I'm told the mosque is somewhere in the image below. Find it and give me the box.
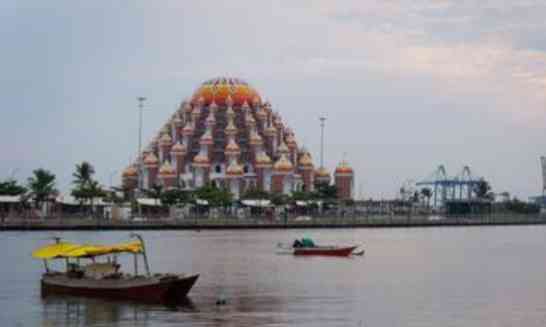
[121,77,354,200]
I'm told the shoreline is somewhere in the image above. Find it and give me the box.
[2,215,545,231]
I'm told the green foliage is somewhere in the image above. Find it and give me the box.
[194,184,233,208]
[271,193,290,206]
[0,179,27,196]
[312,183,337,200]
[160,188,192,207]
[143,184,163,201]
[27,169,57,206]
[240,188,270,200]
[291,190,312,202]
[474,179,492,200]
[506,198,540,214]
[70,162,105,204]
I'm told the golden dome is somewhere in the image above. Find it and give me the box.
[278,141,289,154]
[255,152,272,168]
[182,121,194,136]
[299,152,314,169]
[226,161,244,177]
[265,125,277,137]
[159,161,176,176]
[171,142,187,155]
[122,165,138,178]
[224,120,238,136]
[315,166,330,177]
[286,134,297,148]
[192,153,210,167]
[143,153,159,166]
[273,154,293,173]
[199,130,214,145]
[335,160,354,175]
[249,131,263,146]
[225,139,241,156]
[159,133,172,146]
[191,77,261,107]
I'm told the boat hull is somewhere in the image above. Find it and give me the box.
[293,246,358,257]
[41,273,199,304]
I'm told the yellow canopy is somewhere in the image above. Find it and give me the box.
[32,241,143,259]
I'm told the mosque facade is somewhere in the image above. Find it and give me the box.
[122,77,354,200]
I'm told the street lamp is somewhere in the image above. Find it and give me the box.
[137,97,146,190]
[319,116,326,168]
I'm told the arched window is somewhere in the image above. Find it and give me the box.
[243,165,249,174]
[215,165,222,174]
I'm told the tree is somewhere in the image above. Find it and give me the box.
[194,184,233,208]
[143,184,163,206]
[0,179,27,196]
[71,162,106,215]
[240,188,270,200]
[420,187,432,208]
[312,183,337,200]
[72,161,95,188]
[474,179,492,200]
[27,169,57,216]
[160,188,192,207]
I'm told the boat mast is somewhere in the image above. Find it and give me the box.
[130,233,151,277]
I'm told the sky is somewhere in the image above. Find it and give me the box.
[1,0,545,200]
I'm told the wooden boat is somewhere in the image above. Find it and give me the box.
[33,234,199,304]
[293,245,359,257]
[277,242,360,257]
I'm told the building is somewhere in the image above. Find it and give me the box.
[122,77,353,199]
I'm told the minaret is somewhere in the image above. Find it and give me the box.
[173,114,184,142]
[171,142,187,177]
[159,161,177,189]
[143,152,159,188]
[255,151,272,191]
[285,132,298,165]
[272,153,293,194]
[122,165,139,191]
[334,160,354,200]
[264,115,277,158]
[159,133,172,163]
[298,150,314,192]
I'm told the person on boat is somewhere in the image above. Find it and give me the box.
[293,237,315,248]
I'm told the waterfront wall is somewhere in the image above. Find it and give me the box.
[1,214,545,231]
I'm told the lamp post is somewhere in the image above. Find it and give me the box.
[137,97,146,190]
[319,116,326,168]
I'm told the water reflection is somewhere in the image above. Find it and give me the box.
[41,294,196,327]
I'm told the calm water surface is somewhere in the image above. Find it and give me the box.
[1,226,546,326]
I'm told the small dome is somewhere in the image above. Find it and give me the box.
[249,131,263,146]
[335,160,354,175]
[226,161,244,177]
[144,153,159,166]
[159,161,176,176]
[299,152,314,168]
[225,139,241,156]
[159,133,172,146]
[182,121,194,136]
[224,120,238,136]
[171,142,187,155]
[184,102,192,113]
[315,167,330,177]
[122,165,138,178]
[255,152,272,168]
[265,125,277,137]
[173,115,183,127]
[192,153,210,167]
[286,134,297,148]
[199,130,214,145]
[273,154,293,173]
[278,140,289,155]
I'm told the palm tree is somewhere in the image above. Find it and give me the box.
[72,161,95,187]
[27,169,57,217]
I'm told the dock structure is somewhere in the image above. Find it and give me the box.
[416,165,483,208]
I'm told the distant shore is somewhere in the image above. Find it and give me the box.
[1,214,545,231]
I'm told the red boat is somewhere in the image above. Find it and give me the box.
[33,234,199,304]
[293,245,359,257]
